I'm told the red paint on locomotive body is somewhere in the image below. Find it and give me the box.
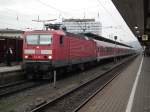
[22,30,97,69]
[22,29,134,78]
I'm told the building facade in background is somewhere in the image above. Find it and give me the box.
[62,19,102,36]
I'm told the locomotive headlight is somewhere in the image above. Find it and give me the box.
[48,56,52,59]
[25,55,28,59]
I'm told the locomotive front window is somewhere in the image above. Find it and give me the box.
[26,35,38,45]
[26,34,52,45]
[39,35,52,45]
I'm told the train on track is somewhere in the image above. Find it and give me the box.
[22,24,135,79]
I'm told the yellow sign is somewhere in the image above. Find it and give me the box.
[142,35,148,41]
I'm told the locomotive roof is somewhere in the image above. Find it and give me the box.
[24,30,132,48]
[24,30,66,35]
[83,33,132,48]
[65,32,132,48]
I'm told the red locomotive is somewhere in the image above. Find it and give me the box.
[22,24,134,79]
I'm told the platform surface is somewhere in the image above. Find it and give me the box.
[131,56,150,112]
[78,55,149,112]
[0,65,21,73]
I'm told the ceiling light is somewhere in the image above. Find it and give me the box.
[134,26,138,29]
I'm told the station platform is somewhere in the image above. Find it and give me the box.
[0,65,21,73]
[78,55,149,112]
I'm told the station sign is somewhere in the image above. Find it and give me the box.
[142,35,148,41]
[114,36,117,40]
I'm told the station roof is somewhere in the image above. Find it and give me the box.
[84,33,132,48]
[0,28,24,33]
[112,0,150,46]
[0,29,24,39]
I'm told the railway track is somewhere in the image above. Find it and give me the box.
[0,80,47,98]
[30,55,137,112]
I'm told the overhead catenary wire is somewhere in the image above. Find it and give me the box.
[1,0,91,31]
[3,4,56,17]
[96,0,134,39]
[1,6,57,21]
[1,0,124,34]
[35,0,86,31]
[0,20,23,29]
[35,0,72,17]
[0,4,60,29]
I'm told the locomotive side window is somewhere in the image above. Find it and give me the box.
[60,35,64,44]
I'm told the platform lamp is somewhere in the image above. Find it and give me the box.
[114,36,117,63]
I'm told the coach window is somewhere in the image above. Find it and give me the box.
[60,35,64,44]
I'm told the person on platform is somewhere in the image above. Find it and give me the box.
[6,47,13,66]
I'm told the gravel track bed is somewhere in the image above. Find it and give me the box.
[0,58,129,112]
[37,58,130,112]
[44,69,120,112]
[0,80,48,98]
[0,81,32,97]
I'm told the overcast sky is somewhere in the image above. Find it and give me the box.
[0,0,141,46]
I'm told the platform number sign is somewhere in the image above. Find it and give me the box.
[114,36,117,40]
[142,35,148,41]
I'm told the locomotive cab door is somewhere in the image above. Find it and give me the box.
[53,35,69,67]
